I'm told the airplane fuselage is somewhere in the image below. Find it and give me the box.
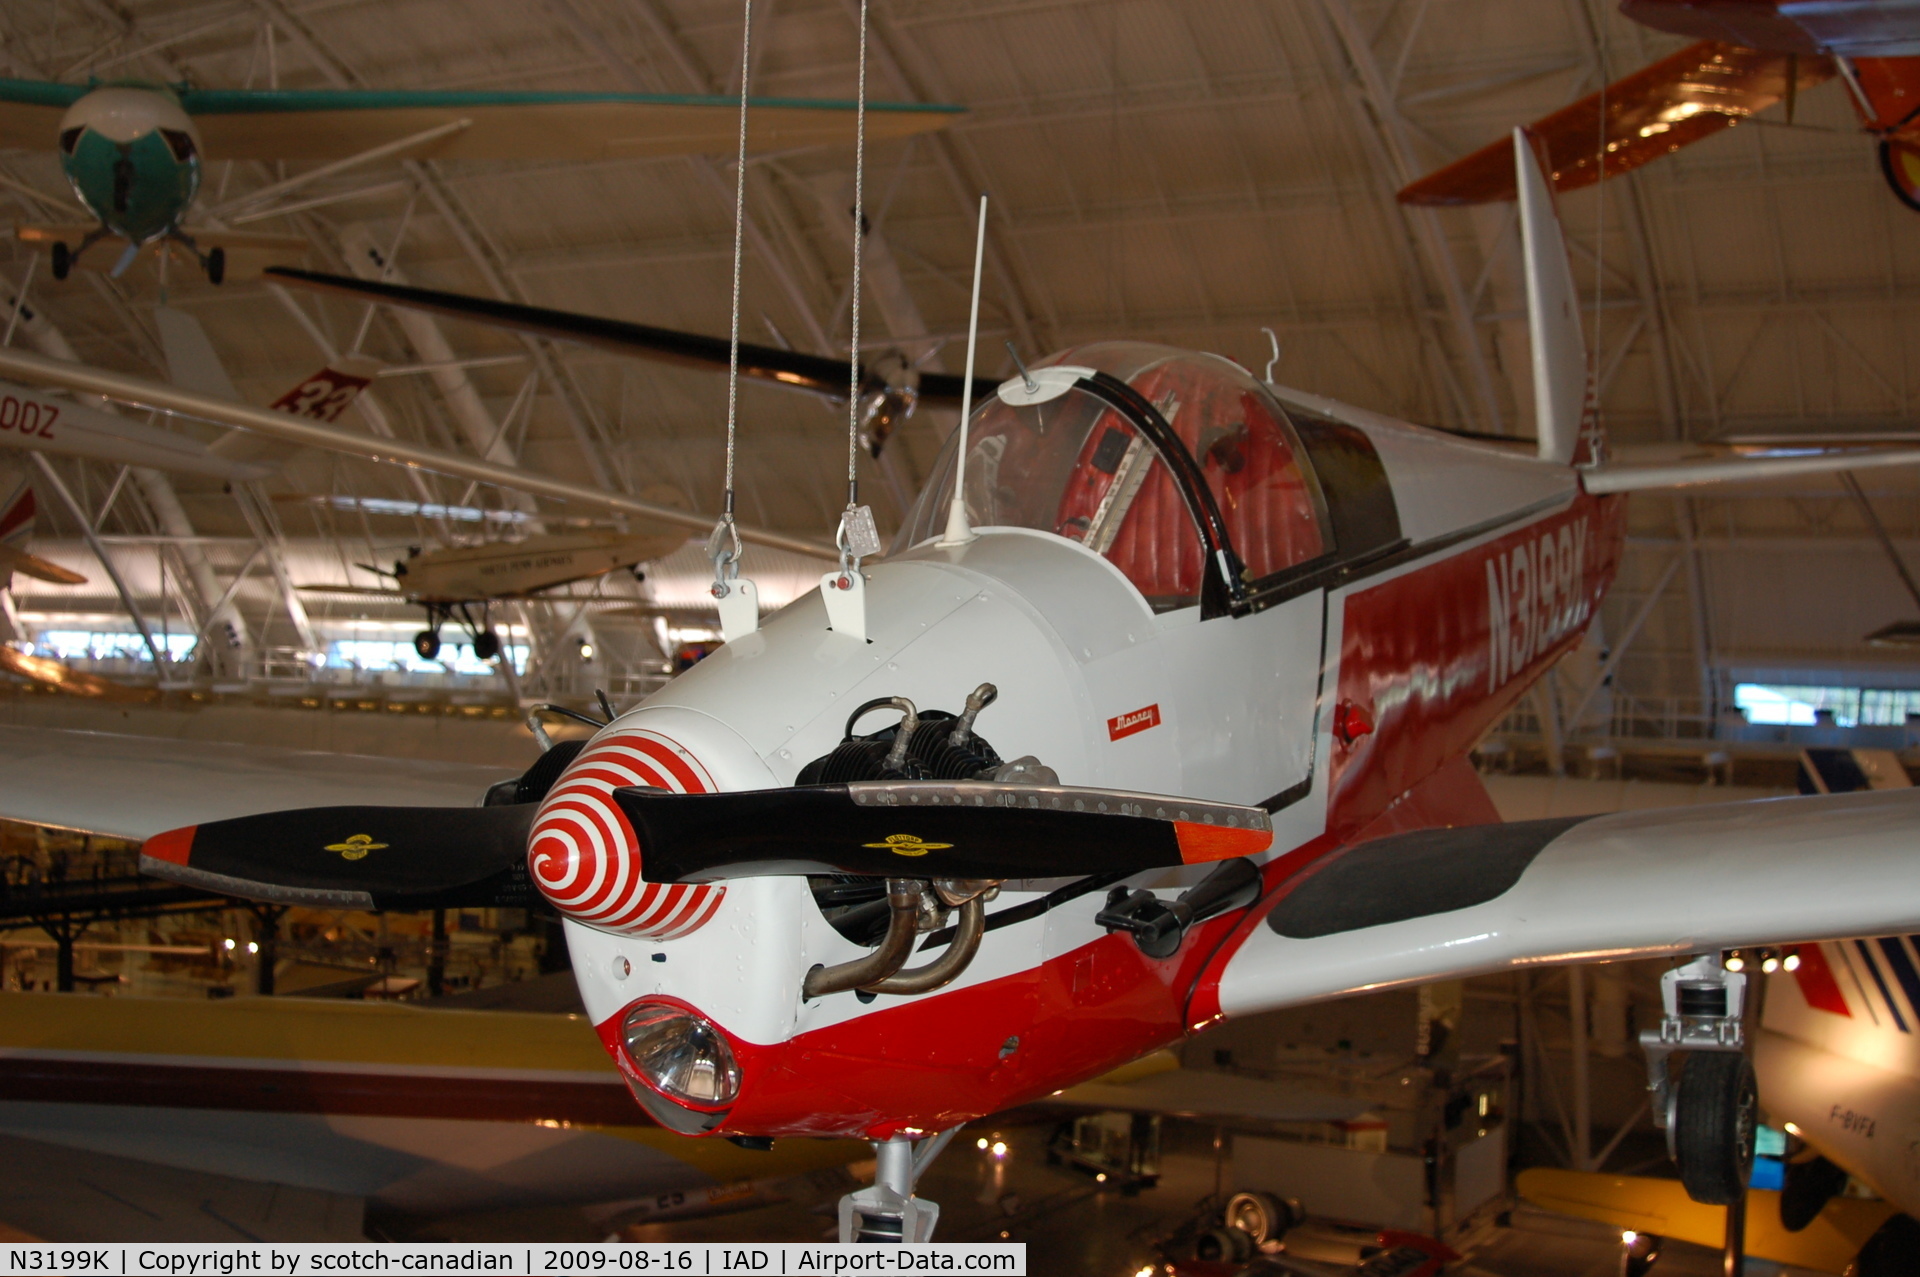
[530,355,1628,1139]
[1759,940,1920,1218]
[56,85,201,246]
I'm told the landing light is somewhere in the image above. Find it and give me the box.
[1784,952,1802,972]
[1096,1173,1107,1183]
[976,1137,989,1150]
[222,938,235,951]
[246,941,258,955]
[1622,1231,1638,1245]
[1724,952,1745,972]
[1762,955,1780,974]
[619,1003,741,1108]
[1785,1122,1802,1136]
[990,1141,1008,1158]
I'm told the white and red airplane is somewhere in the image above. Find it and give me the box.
[5,135,1920,1248]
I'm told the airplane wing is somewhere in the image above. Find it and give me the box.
[0,726,516,842]
[1515,1168,1892,1273]
[0,346,835,559]
[263,267,1000,410]
[0,648,153,703]
[1398,41,1832,206]
[0,378,271,481]
[0,79,959,163]
[1193,789,1920,1024]
[1045,1067,1377,1125]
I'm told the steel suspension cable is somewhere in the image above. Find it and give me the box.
[845,0,869,514]
[710,0,754,584]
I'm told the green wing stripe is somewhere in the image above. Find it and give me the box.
[176,88,963,116]
[0,79,91,108]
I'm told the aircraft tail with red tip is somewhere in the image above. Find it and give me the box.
[0,475,83,588]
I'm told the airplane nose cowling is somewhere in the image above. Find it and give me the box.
[528,723,736,938]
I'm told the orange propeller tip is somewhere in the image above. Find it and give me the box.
[142,825,197,866]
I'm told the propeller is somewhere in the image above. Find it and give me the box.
[263,267,999,413]
[141,804,536,910]
[610,781,1272,881]
[137,779,1272,908]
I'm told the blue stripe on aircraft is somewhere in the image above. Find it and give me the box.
[1879,937,1920,1027]
[1857,939,1910,1033]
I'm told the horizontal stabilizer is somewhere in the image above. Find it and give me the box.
[1399,42,1832,205]
[1582,445,1920,492]
[1200,788,1920,1021]
[141,804,537,910]
[0,543,84,585]
[607,781,1271,882]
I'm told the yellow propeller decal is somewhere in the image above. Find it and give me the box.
[862,833,953,857]
[324,834,388,860]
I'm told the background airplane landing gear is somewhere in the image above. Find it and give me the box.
[413,630,441,660]
[50,241,72,280]
[1673,1051,1757,1206]
[472,628,501,661]
[205,246,225,285]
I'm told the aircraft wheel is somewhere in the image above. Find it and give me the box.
[206,246,226,285]
[1192,1226,1254,1264]
[472,628,501,661]
[1852,1213,1920,1277]
[50,242,71,280]
[1223,1191,1297,1244]
[1780,1154,1850,1232]
[1673,1052,1757,1206]
[413,630,441,660]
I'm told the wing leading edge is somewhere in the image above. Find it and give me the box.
[1194,789,1920,1024]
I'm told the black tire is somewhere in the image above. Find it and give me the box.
[206,246,226,285]
[1781,1154,1851,1232]
[472,628,501,661]
[1193,1227,1253,1264]
[1880,139,1920,214]
[50,242,71,280]
[1223,1191,1292,1244]
[413,630,441,660]
[1673,1052,1757,1206]
[1852,1213,1920,1277]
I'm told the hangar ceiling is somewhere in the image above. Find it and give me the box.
[1,0,1916,721]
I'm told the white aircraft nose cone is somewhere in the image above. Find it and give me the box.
[529,728,726,939]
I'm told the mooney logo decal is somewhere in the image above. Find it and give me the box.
[1108,704,1161,741]
[863,834,953,857]
[1487,516,1590,693]
[324,834,387,860]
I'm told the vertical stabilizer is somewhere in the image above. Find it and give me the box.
[1514,127,1593,466]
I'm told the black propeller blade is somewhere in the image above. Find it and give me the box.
[611,781,1273,882]
[141,804,536,910]
[264,267,998,409]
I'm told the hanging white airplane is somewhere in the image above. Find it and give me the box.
[303,518,692,660]
[5,135,1920,1257]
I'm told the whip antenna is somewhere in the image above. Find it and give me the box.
[938,195,988,548]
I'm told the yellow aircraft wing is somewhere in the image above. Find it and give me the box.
[0,80,962,164]
[1516,1167,1895,1273]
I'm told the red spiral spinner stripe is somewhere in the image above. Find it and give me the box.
[528,730,725,939]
